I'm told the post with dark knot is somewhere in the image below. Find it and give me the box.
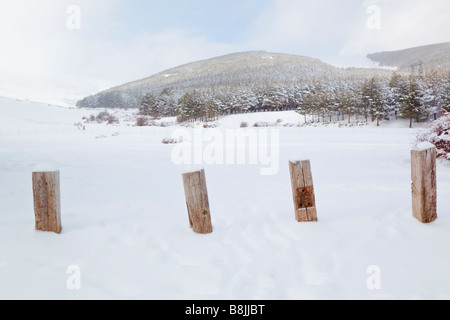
[289,160,318,222]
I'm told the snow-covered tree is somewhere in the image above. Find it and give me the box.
[442,71,450,113]
[387,72,408,119]
[399,75,426,128]
[155,88,177,117]
[365,77,389,126]
[138,93,156,116]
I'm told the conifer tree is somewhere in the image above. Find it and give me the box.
[443,72,450,113]
[138,93,156,116]
[399,75,425,128]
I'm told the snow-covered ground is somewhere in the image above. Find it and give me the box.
[1,97,450,300]
[320,53,396,70]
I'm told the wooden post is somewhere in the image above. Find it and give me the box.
[182,169,213,234]
[411,146,437,223]
[289,160,318,222]
[32,171,62,234]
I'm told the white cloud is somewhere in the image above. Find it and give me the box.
[79,29,237,88]
[0,0,119,74]
[245,0,361,56]
[245,0,449,58]
[339,0,450,54]
[0,0,237,96]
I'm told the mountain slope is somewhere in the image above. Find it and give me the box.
[367,42,450,71]
[110,51,336,91]
[76,51,391,109]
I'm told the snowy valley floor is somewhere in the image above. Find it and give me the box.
[1,97,450,300]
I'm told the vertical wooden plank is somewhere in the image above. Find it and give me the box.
[32,171,62,234]
[411,146,437,223]
[182,169,213,234]
[289,160,318,222]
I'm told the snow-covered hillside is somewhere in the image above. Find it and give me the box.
[77,51,394,109]
[368,42,450,71]
[1,97,450,299]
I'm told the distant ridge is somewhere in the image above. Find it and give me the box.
[367,42,450,71]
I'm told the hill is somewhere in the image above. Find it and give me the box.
[367,42,450,71]
[76,51,392,109]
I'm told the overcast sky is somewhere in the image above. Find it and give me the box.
[0,0,449,93]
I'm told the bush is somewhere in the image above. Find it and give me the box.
[240,122,249,128]
[107,115,119,125]
[416,112,450,160]
[203,122,220,128]
[85,112,119,124]
[176,116,189,124]
[96,111,110,123]
[83,111,120,125]
[162,137,181,144]
[160,122,176,127]
[136,117,150,127]
[253,121,277,128]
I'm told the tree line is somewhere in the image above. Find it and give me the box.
[138,69,450,127]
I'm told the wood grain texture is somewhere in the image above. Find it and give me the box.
[32,171,62,234]
[182,169,213,234]
[289,160,318,222]
[411,147,437,223]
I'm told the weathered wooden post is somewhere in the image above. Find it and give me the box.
[182,169,213,234]
[289,160,318,222]
[411,144,437,223]
[32,170,62,234]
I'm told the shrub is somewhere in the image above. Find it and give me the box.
[96,111,110,123]
[83,111,119,125]
[253,121,277,127]
[203,122,220,128]
[162,137,181,144]
[416,112,450,160]
[240,122,249,128]
[136,117,149,127]
[107,115,119,125]
[176,116,189,124]
[160,122,176,127]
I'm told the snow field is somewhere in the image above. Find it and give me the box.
[1,98,450,299]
